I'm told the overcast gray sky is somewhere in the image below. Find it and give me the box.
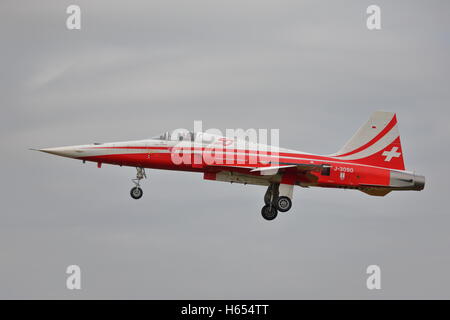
[1,0,449,299]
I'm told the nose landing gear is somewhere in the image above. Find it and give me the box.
[130,186,143,199]
[130,167,146,200]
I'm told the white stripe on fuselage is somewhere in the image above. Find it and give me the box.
[77,145,397,171]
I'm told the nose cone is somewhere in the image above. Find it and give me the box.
[414,174,425,191]
[37,146,84,159]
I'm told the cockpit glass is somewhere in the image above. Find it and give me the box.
[151,132,169,140]
[151,130,195,141]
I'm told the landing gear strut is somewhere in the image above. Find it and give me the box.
[264,183,279,205]
[130,167,146,200]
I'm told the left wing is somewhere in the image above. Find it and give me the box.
[250,163,325,175]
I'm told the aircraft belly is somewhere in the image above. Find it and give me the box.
[204,171,273,186]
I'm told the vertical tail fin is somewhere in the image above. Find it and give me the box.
[330,111,405,170]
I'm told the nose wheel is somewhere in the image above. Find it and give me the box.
[130,186,143,199]
[130,167,146,200]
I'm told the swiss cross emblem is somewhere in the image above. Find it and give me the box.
[382,146,401,162]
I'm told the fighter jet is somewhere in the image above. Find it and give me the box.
[35,111,425,221]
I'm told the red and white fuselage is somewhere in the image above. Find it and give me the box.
[37,111,424,220]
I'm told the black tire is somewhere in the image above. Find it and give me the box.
[130,187,143,199]
[261,205,278,221]
[276,196,292,212]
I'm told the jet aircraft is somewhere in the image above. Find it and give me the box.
[35,111,425,220]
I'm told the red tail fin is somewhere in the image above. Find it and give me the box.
[330,111,405,170]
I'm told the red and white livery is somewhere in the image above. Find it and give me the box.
[36,111,425,221]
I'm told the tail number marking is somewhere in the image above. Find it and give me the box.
[334,167,354,173]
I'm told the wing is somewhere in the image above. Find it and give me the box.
[250,163,325,175]
[203,162,325,186]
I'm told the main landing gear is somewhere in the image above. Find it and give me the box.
[276,196,292,212]
[130,167,146,200]
[261,183,293,221]
[261,204,278,221]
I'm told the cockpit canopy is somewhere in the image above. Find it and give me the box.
[151,130,195,142]
[151,130,231,144]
